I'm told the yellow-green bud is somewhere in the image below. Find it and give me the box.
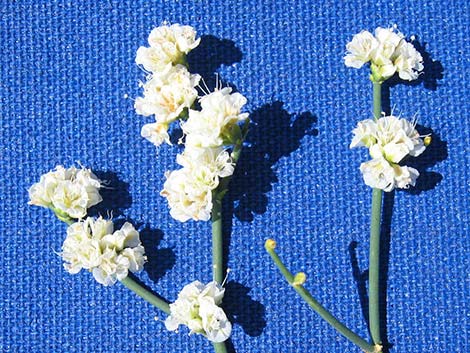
[424,135,432,146]
[292,272,307,286]
[264,239,277,251]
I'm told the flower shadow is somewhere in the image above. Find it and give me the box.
[227,101,318,222]
[187,34,243,91]
[403,125,447,194]
[88,170,132,217]
[112,219,176,284]
[139,226,177,284]
[223,281,266,337]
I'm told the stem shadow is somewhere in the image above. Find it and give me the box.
[348,241,369,329]
[379,190,395,353]
[219,102,317,340]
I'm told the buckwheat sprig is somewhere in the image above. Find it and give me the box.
[345,25,426,348]
[29,166,171,315]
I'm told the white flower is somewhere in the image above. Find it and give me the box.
[182,87,249,148]
[393,164,419,189]
[165,281,231,343]
[350,119,378,148]
[360,158,397,192]
[135,65,200,123]
[160,147,234,222]
[199,297,232,343]
[393,40,424,81]
[141,122,171,147]
[345,26,423,82]
[148,24,200,55]
[351,115,426,191]
[372,115,425,162]
[136,24,200,73]
[360,158,420,191]
[61,217,146,286]
[373,27,403,61]
[28,165,102,219]
[160,168,213,222]
[344,30,378,68]
[177,147,234,179]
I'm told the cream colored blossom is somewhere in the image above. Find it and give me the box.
[165,281,231,343]
[371,115,425,162]
[160,168,213,222]
[360,158,419,191]
[136,24,200,73]
[350,119,378,148]
[360,158,397,192]
[160,147,234,222]
[28,165,102,220]
[351,115,426,191]
[176,147,234,179]
[148,24,200,55]
[135,64,200,123]
[141,122,171,147]
[393,40,424,81]
[61,217,146,286]
[345,26,423,82]
[182,87,249,148]
[344,30,378,68]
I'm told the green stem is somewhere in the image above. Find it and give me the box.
[217,118,250,194]
[211,118,249,283]
[209,119,249,351]
[212,342,228,353]
[373,81,382,120]
[369,188,383,345]
[53,208,75,225]
[211,197,224,284]
[120,276,170,314]
[369,80,383,346]
[265,241,379,353]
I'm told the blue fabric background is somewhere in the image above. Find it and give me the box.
[1,1,469,352]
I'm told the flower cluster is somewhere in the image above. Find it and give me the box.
[161,87,248,222]
[165,281,232,343]
[350,115,426,191]
[28,165,102,220]
[344,26,424,82]
[135,24,201,147]
[61,216,146,286]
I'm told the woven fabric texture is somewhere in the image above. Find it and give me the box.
[1,1,469,352]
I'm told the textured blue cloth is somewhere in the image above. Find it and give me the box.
[1,1,469,352]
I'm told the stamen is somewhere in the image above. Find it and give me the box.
[221,268,231,287]
[198,77,211,95]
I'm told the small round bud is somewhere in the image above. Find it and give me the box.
[264,239,277,251]
[424,135,432,146]
[292,272,307,286]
